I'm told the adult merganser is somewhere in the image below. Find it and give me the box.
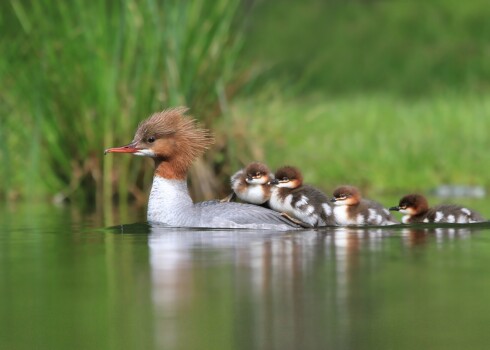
[104,107,301,230]
[330,185,398,226]
[389,193,485,224]
[223,162,273,205]
[268,166,335,227]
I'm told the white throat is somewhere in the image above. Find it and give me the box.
[147,176,194,225]
[333,205,351,225]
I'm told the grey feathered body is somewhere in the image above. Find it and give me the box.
[147,176,300,230]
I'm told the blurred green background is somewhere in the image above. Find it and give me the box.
[1,0,490,220]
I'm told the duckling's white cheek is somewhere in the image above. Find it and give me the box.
[134,149,156,157]
[332,200,346,206]
[399,209,409,215]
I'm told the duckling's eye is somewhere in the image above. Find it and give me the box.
[255,172,261,177]
[281,177,289,182]
[147,136,156,143]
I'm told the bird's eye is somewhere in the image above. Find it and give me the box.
[255,172,261,177]
[282,177,289,181]
[147,136,155,143]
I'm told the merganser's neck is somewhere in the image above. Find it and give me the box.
[147,175,194,225]
[148,159,194,224]
[154,158,189,180]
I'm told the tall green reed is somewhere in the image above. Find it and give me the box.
[1,0,243,220]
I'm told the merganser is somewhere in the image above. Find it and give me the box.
[268,166,335,227]
[389,194,485,224]
[224,162,273,205]
[104,107,301,230]
[330,185,398,226]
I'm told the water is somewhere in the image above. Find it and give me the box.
[2,203,490,350]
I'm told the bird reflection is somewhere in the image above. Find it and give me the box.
[400,226,473,247]
[144,223,484,349]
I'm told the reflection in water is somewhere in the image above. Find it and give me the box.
[147,228,316,349]
[145,224,485,349]
[3,203,490,350]
[400,226,473,247]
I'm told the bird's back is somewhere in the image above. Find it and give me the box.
[193,200,302,230]
[426,204,485,223]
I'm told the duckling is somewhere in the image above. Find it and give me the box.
[269,166,335,227]
[331,185,398,226]
[389,194,484,224]
[222,162,273,205]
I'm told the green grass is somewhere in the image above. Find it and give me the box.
[242,0,490,95]
[0,0,243,211]
[3,0,490,212]
[229,0,490,200]
[231,92,490,198]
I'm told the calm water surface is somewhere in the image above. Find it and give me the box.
[2,202,490,350]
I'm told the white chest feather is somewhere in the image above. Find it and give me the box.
[237,185,268,204]
[269,191,294,213]
[333,206,352,225]
[147,176,193,225]
[402,215,411,224]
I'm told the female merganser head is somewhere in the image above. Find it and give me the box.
[268,166,335,227]
[227,162,273,205]
[389,194,484,224]
[105,107,301,230]
[105,107,213,179]
[330,185,398,226]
